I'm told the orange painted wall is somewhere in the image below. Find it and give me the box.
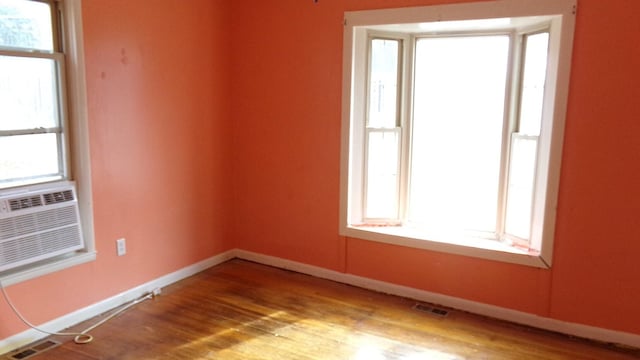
[230,0,640,336]
[2,0,640,346]
[0,0,233,341]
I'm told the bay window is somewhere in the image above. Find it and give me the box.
[340,0,576,267]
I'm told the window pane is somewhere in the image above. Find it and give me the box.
[0,133,61,183]
[368,39,399,128]
[0,55,59,131]
[518,32,549,136]
[409,36,509,234]
[505,136,538,239]
[365,130,399,219]
[0,0,53,51]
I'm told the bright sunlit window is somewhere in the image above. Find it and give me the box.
[0,0,67,188]
[340,0,576,268]
[0,0,96,285]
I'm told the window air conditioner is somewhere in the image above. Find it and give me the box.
[0,183,85,272]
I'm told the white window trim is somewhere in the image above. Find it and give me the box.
[339,0,576,268]
[0,0,96,286]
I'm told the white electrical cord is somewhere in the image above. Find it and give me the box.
[0,280,156,344]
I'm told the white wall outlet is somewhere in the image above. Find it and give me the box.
[116,238,126,256]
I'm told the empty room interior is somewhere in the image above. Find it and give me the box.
[1,0,640,358]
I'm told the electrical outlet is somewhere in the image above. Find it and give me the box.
[116,238,126,256]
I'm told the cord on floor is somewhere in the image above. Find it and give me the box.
[0,280,160,344]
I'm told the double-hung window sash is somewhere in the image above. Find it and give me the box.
[0,0,67,188]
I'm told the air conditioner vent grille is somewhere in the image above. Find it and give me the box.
[9,196,43,211]
[1,226,81,266]
[0,183,85,272]
[43,190,74,205]
[0,206,78,239]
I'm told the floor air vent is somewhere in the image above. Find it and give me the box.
[413,303,450,317]
[7,340,60,360]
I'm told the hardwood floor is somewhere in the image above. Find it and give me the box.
[7,259,639,359]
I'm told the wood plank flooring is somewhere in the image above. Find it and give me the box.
[7,259,639,359]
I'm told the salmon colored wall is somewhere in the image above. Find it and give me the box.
[230,0,640,336]
[0,0,233,341]
[2,0,639,346]
[229,0,346,271]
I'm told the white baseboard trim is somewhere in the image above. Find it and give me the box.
[234,249,640,349]
[0,250,236,356]
[2,248,638,355]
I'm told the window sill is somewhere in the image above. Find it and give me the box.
[343,226,550,268]
[0,251,97,286]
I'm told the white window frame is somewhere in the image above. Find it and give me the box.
[340,0,576,268]
[0,0,96,285]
